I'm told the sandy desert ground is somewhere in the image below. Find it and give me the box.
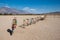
[0,14,60,40]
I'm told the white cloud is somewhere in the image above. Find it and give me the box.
[0,3,10,8]
[22,7,30,10]
[30,9,36,10]
[22,7,40,13]
[4,5,10,8]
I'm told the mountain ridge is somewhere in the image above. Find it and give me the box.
[0,7,60,15]
[0,6,31,14]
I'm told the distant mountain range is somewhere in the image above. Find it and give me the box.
[43,12,60,15]
[0,6,60,15]
[0,7,31,15]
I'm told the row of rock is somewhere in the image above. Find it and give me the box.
[19,15,46,28]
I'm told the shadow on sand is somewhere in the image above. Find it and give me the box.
[7,29,13,36]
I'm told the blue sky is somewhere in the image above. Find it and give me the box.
[0,0,60,13]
